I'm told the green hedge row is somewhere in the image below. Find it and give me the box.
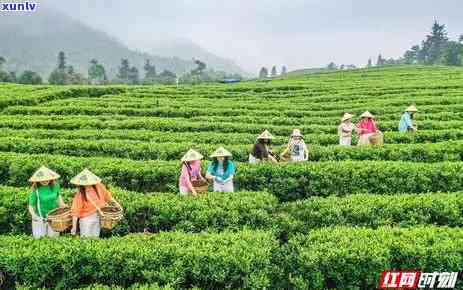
[0,231,277,289]
[238,160,463,201]
[0,85,124,110]
[311,141,463,162]
[0,152,461,200]
[276,226,463,289]
[17,284,176,290]
[5,185,463,238]
[276,192,463,240]
[3,227,463,289]
[0,137,461,163]
[5,103,462,124]
[3,127,463,146]
[0,186,277,235]
[0,113,462,135]
[44,91,463,114]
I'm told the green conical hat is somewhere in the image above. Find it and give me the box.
[181,149,204,162]
[29,166,60,182]
[70,168,101,186]
[210,146,232,158]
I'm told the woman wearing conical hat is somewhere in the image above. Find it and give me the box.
[356,111,379,145]
[281,129,309,162]
[338,113,356,146]
[206,147,236,193]
[28,166,66,239]
[249,130,278,163]
[70,169,120,238]
[399,105,418,132]
[179,149,206,196]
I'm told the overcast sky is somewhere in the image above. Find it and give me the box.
[44,0,463,74]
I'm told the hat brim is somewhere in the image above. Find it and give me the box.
[29,176,59,183]
[211,153,232,158]
[70,179,101,186]
[181,157,202,162]
[342,114,354,122]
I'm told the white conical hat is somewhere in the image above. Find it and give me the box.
[70,169,102,186]
[341,113,355,122]
[291,129,303,137]
[210,146,233,158]
[181,149,204,162]
[29,166,60,182]
[405,105,418,112]
[257,130,274,140]
[360,111,374,118]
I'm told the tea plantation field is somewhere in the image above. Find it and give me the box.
[1,66,463,289]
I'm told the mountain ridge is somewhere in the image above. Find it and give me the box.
[0,8,245,79]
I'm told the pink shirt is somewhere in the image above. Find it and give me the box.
[357,119,377,135]
[179,160,201,188]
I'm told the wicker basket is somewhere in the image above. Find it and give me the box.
[47,207,72,232]
[192,180,209,193]
[280,151,291,162]
[100,204,123,230]
[369,132,384,145]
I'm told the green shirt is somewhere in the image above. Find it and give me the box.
[28,183,61,218]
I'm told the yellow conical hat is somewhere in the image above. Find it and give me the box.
[360,111,374,118]
[70,169,101,186]
[181,149,204,162]
[405,105,418,112]
[257,130,274,140]
[28,166,60,182]
[341,113,355,122]
[210,146,233,158]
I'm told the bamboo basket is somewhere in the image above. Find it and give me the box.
[369,132,384,145]
[280,151,291,162]
[100,203,123,230]
[192,180,209,193]
[47,207,72,232]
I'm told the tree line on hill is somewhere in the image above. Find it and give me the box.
[258,65,288,78]
[0,52,243,85]
[326,21,463,72]
[369,21,463,68]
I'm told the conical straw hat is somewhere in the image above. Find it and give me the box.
[48,168,61,179]
[291,129,303,137]
[360,111,374,118]
[28,166,60,182]
[70,168,101,186]
[257,130,274,140]
[405,105,418,112]
[181,149,204,162]
[210,146,233,158]
[341,113,355,122]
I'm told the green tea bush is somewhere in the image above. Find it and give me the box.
[0,231,277,289]
[0,186,277,235]
[276,226,463,289]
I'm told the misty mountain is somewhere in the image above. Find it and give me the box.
[134,38,246,76]
[0,8,243,79]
